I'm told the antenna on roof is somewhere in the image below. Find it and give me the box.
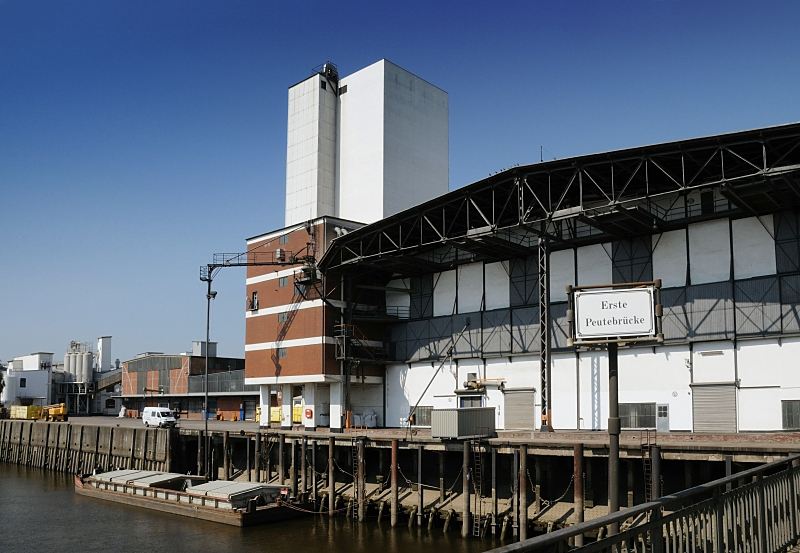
[540,145,543,163]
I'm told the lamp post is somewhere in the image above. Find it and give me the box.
[204,278,217,479]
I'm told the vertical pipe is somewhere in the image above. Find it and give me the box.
[650,445,661,499]
[519,445,528,541]
[204,278,211,479]
[291,438,298,498]
[462,441,471,538]
[328,437,336,517]
[254,431,261,482]
[390,439,398,527]
[223,431,230,480]
[491,447,498,535]
[574,444,585,547]
[278,434,285,485]
[357,439,366,522]
[417,445,424,526]
[607,341,620,536]
[439,450,446,504]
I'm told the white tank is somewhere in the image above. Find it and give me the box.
[70,353,79,379]
[63,353,71,376]
[82,352,93,383]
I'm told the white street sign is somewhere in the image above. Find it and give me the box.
[574,287,656,340]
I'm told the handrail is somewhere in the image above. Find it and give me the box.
[486,453,800,553]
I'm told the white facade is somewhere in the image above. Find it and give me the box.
[0,368,52,406]
[284,59,449,226]
[8,352,54,371]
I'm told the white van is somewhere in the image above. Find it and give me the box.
[142,406,177,428]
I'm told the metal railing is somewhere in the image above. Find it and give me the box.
[487,454,800,553]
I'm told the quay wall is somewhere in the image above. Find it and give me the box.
[0,420,171,473]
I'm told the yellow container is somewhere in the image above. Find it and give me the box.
[10,405,42,420]
[292,405,302,424]
[269,406,281,423]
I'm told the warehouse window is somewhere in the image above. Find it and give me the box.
[278,276,288,287]
[459,395,483,408]
[782,400,800,430]
[19,378,26,388]
[339,85,347,95]
[620,402,656,428]
[320,81,326,90]
[277,348,288,359]
[412,406,432,426]
[250,291,259,310]
[279,234,289,245]
[278,312,289,323]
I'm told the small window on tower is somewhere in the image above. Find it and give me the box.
[278,312,289,323]
[250,291,259,311]
[278,276,288,287]
[320,81,326,90]
[339,85,347,95]
[19,378,27,388]
[277,348,288,359]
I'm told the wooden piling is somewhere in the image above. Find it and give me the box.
[223,431,230,480]
[254,432,261,482]
[574,444,585,547]
[301,436,307,495]
[390,439,398,527]
[627,459,635,507]
[278,434,285,485]
[491,446,498,535]
[328,437,335,517]
[357,439,366,522]
[438,450,445,504]
[291,438,299,498]
[461,441,470,538]
[519,444,528,541]
[311,440,317,500]
[417,445,424,526]
[195,430,202,476]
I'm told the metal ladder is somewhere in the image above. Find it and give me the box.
[641,430,656,502]
[472,440,483,537]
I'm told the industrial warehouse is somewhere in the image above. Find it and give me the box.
[242,61,800,436]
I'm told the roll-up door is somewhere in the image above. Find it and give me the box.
[692,384,737,433]
[504,389,536,430]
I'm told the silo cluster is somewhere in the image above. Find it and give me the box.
[62,342,94,383]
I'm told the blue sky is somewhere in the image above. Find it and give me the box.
[1,0,799,363]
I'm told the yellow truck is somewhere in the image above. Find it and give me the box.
[39,403,69,422]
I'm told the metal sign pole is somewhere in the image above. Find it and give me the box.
[607,340,620,536]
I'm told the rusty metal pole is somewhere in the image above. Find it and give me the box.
[574,444,585,546]
[328,437,335,517]
[462,441,470,538]
[391,439,399,527]
[519,445,528,541]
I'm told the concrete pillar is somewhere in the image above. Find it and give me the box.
[574,444,584,547]
[281,384,293,429]
[390,439,399,527]
[462,441,471,538]
[328,437,336,517]
[259,385,270,427]
[519,445,527,541]
[330,382,343,431]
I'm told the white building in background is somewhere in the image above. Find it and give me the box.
[284,59,449,226]
[1,353,54,406]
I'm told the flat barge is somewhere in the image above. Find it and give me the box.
[74,469,306,527]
